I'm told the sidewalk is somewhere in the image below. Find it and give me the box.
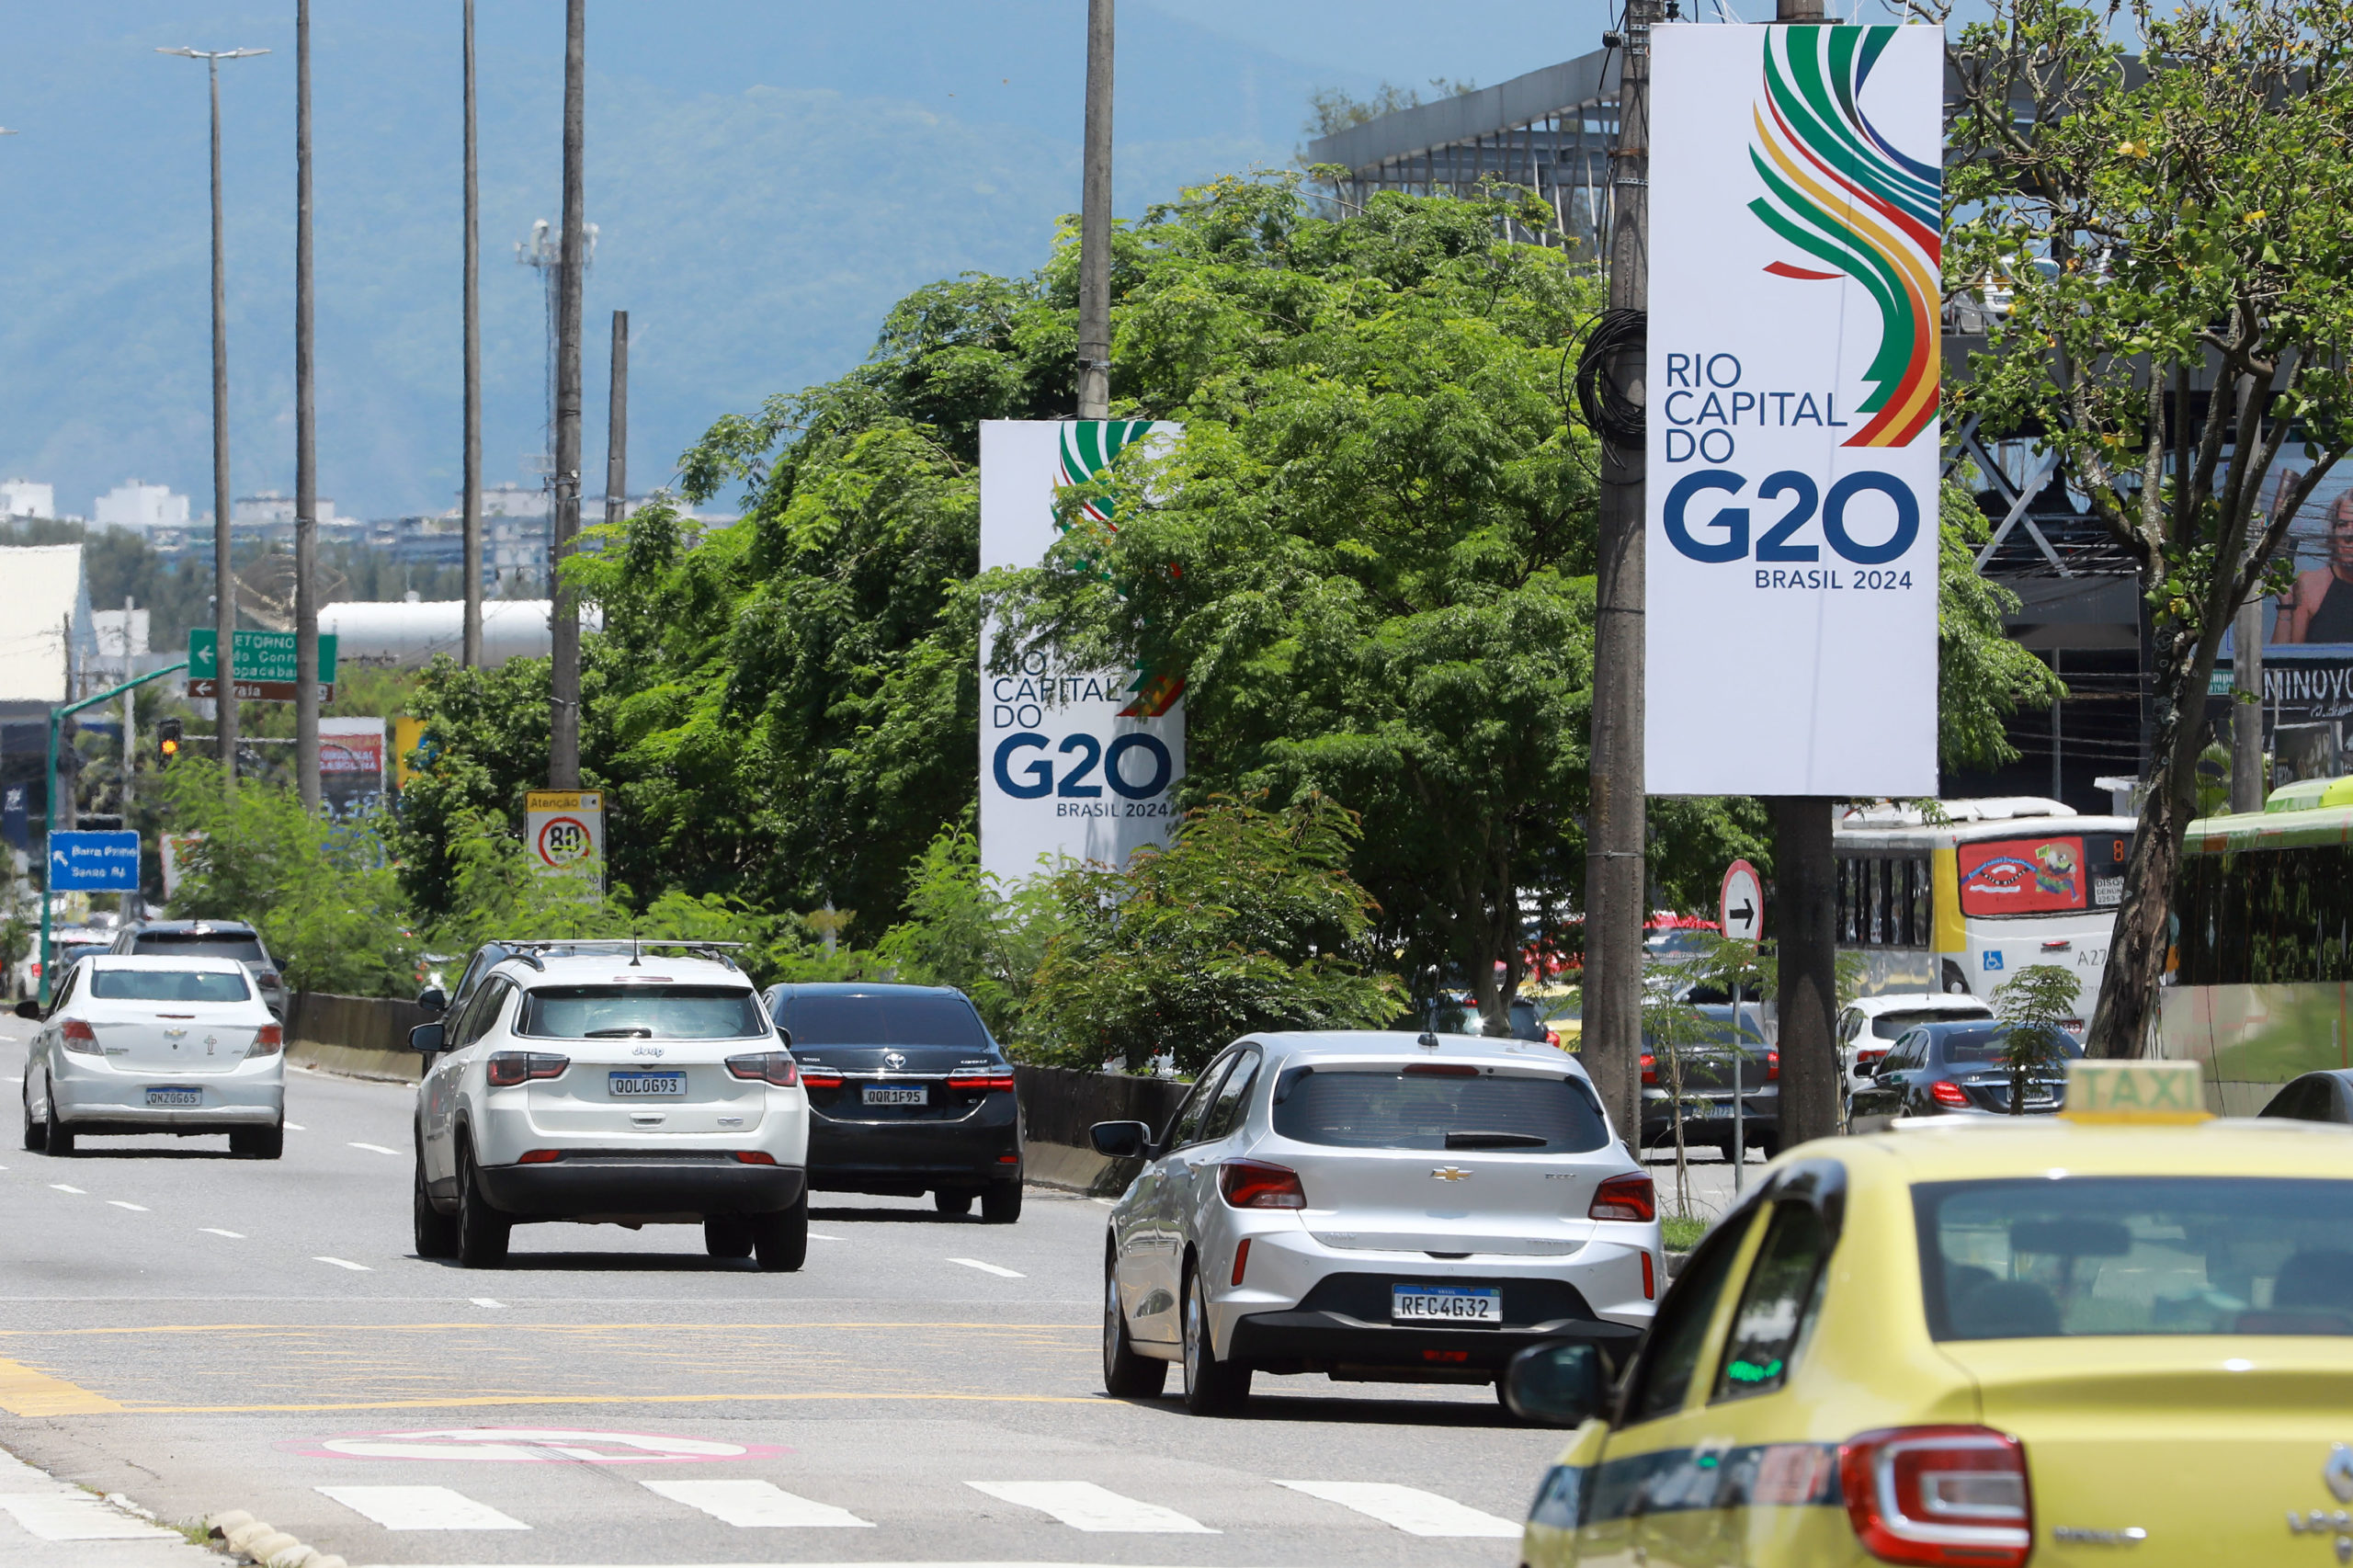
[0,1448,227,1568]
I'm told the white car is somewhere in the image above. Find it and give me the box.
[1092,1030,1660,1415]
[1836,992,1995,1096]
[17,955,285,1157]
[410,946,811,1270]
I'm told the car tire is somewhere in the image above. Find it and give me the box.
[21,1084,44,1153]
[455,1143,510,1268]
[1103,1262,1167,1398]
[1181,1263,1250,1415]
[752,1194,809,1272]
[231,1123,284,1160]
[414,1153,460,1260]
[980,1181,1023,1224]
[705,1216,755,1259]
[45,1085,74,1158]
[934,1188,974,1217]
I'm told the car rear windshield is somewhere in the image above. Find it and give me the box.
[1872,1008,1988,1039]
[88,969,251,1003]
[777,994,989,1048]
[517,985,769,1040]
[1271,1069,1611,1153]
[1918,1176,2353,1339]
[132,932,266,963]
[1937,1025,2085,1064]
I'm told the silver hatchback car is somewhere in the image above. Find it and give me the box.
[1092,1030,1661,1415]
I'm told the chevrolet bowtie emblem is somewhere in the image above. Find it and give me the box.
[2326,1443,2353,1504]
[1431,1166,1471,1181]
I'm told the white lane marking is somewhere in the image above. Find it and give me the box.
[966,1481,1215,1533]
[200,1228,244,1238]
[49,1185,84,1195]
[949,1257,1025,1278]
[314,1256,372,1271]
[285,1122,307,1131]
[314,1484,529,1531]
[470,1298,506,1310]
[107,1200,148,1211]
[642,1479,873,1528]
[0,1494,179,1541]
[349,1142,402,1155]
[809,1233,847,1242]
[1273,1480,1521,1538]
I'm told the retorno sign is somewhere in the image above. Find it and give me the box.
[1647,24,1941,796]
[979,420,1185,886]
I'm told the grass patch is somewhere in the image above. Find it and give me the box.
[1661,1214,1708,1251]
[172,1521,212,1549]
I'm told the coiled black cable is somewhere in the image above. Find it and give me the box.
[1574,308,1648,449]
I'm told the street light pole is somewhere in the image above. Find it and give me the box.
[549,0,585,788]
[157,46,268,787]
[462,0,483,668]
[294,0,321,812]
[1075,0,1113,419]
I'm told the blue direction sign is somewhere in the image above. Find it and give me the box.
[49,831,141,891]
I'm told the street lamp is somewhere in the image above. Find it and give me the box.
[156,46,268,783]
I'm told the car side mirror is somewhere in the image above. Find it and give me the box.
[774,1025,792,1050]
[1089,1120,1152,1160]
[1504,1340,1611,1427]
[415,986,448,1018]
[409,1022,446,1054]
[12,999,39,1020]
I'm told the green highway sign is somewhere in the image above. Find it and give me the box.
[188,630,339,702]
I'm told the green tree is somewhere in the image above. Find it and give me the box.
[1992,962,2079,1115]
[1941,0,2353,1055]
[872,813,1063,1041]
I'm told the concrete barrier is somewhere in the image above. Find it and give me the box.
[283,992,427,1084]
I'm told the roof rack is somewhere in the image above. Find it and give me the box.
[486,937,747,972]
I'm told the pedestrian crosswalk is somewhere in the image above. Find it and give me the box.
[307,1475,1523,1540]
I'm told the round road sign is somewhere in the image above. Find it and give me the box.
[1720,859,1763,944]
[536,815,593,867]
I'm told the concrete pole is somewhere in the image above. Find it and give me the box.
[605,312,628,528]
[549,0,585,788]
[2232,597,2264,812]
[200,55,250,781]
[462,0,483,668]
[1580,0,1655,1147]
[1075,0,1113,419]
[294,0,321,812]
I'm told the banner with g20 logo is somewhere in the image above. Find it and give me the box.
[1646,24,1940,796]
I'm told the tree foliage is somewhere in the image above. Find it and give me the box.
[1992,962,2081,1114]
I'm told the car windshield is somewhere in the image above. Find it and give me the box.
[777,994,988,1048]
[133,932,266,963]
[517,985,768,1040]
[1919,1177,2353,1338]
[1873,1008,1987,1039]
[88,968,251,1003]
[1938,1024,2084,1064]
[1271,1068,1611,1153]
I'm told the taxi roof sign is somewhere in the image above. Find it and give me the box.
[2063,1060,2211,1124]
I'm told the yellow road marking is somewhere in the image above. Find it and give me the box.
[119,1390,1101,1415]
[0,1357,125,1416]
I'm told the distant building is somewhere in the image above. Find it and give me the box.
[233,491,337,525]
[0,479,54,519]
[94,480,190,531]
[482,482,549,520]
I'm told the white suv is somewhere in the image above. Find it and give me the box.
[410,945,810,1269]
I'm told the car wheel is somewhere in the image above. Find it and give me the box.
[705,1215,755,1258]
[1180,1263,1250,1415]
[45,1084,74,1157]
[231,1123,284,1160]
[455,1143,510,1268]
[934,1188,974,1217]
[1103,1261,1167,1398]
[21,1082,44,1153]
[980,1181,1023,1224]
[752,1193,809,1272]
[414,1153,460,1260]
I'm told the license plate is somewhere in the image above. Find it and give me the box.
[863,1085,927,1107]
[1392,1285,1502,1325]
[608,1072,685,1096]
[145,1087,202,1108]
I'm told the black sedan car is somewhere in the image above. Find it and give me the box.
[2260,1070,2353,1123]
[760,983,1024,1222]
[1847,1019,2083,1131]
[1640,1004,1779,1159]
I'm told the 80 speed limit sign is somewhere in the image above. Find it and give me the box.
[526,790,605,884]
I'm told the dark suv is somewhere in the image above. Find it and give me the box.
[760,983,1023,1222]
[111,920,287,1017]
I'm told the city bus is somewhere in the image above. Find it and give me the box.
[2165,775,2353,1113]
[1833,798,2140,1025]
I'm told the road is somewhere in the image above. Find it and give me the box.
[0,1017,1570,1568]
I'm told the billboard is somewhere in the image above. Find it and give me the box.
[978,420,1185,887]
[318,717,386,822]
[1646,24,1943,796]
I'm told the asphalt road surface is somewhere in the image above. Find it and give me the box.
[0,1015,1574,1568]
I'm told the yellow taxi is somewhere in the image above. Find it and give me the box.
[1506,1061,2353,1566]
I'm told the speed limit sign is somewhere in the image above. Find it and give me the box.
[525,790,605,884]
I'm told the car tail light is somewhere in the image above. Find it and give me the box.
[734,1150,777,1165]
[1545,1028,1562,1047]
[1640,1051,1658,1086]
[949,1069,1017,1092]
[1767,1050,1780,1081]
[1838,1426,2031,1567]
[1403,1062,1480,1077]
[800,1068,845,1089]
[1219,1159,1307,1210]
[1858,1049,1888,1071]
[1590,1173,1656,1222]
[1929,1079,1970,1108]
[1642,1250,1657,1300]
[486,1051,569,1086]
[1232,1237,1252,1286]
[725,1051,800,1086]
[59,1018,98,1054]
[517,1149,563,1165]
[248,1023,284,1058]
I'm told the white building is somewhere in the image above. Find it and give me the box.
[0,545,98,718]
[232,491,337,525]
[94,481,190,531]
[0,479,54,519]
[483,482,550,520]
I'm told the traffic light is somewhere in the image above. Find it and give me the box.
[157,717,183,768]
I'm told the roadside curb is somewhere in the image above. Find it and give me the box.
[207,1509,347,1568]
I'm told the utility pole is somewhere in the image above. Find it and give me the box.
[462,0,483,668]
[605,312,628,528]
[294,0,321,812]
[1075,0,1113,419]
[1580,0,1654,1145]
[549,0,585,789]
[158,45,267,783]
